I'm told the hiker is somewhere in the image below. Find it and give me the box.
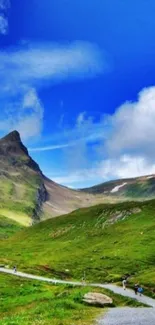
[122,278,127,290]
[134,283,139,295]
[13,266,17,273]
[138,286,143,296]
[82,277,85,284]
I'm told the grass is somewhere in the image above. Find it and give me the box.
[0,215,24,239]
[0,273,144,325]
[0,210,31,227]
[1,199,155,295]
[0,172,43,225]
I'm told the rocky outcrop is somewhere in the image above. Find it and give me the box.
[83,292,113,307]
[32,182,48,224]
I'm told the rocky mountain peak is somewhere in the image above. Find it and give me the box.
[1,130,21,143]
[0,130,28,156]
[0,131,41,172]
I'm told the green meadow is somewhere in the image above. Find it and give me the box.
[1,200,155,295]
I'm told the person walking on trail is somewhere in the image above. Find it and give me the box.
[138,286,143,296]
[134,283,139,295]
[122,278,127,290]
[13,266,17,273]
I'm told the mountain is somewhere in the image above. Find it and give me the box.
[1,130,155,227]
[0,131,102,226]
[82,175,155,198]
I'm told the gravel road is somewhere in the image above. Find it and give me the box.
[98,307,155,325]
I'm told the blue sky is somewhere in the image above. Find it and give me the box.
[1,0,155,188]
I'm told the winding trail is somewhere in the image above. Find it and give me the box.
[0,267,155,308]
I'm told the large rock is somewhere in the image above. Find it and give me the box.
[83,292,113,307]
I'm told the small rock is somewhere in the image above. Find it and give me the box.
[83,292,113,307]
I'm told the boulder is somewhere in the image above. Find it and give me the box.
[83,292,113,307]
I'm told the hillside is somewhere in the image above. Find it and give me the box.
[0,130,46,226]
[1,199,155,292]
[0,215,24,239]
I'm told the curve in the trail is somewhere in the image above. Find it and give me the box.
[102,284,155,308]
[0,267,155,308]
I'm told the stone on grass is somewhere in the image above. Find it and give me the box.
[83,292,113,307]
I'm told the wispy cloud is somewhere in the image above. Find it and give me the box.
[0,0,10,35]
[0,41,106,140]
[0,15,8,34]
[50,169,98,187]
[29,143,70,152]
[0,41,106,93]
[0,88,44,140]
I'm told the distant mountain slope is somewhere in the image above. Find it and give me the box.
[82,175,155,198]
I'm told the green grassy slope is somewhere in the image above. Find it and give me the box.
[0,215,24,240]
[0,274,142,325]
[1,200,155,293]
[0,173,43,226]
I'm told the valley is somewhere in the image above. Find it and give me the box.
[1,131,155,227]
[1,131,155,325]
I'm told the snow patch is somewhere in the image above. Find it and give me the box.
[147,176,154,179]
[111,183,127,193]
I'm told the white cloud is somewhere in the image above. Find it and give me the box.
[55,85,155,186]
[51,154,155,187]
[48,86,155,186]
[105,86,155,158]
[98,155,155,180]
[34,85,155,186]
[59,86,155,162]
